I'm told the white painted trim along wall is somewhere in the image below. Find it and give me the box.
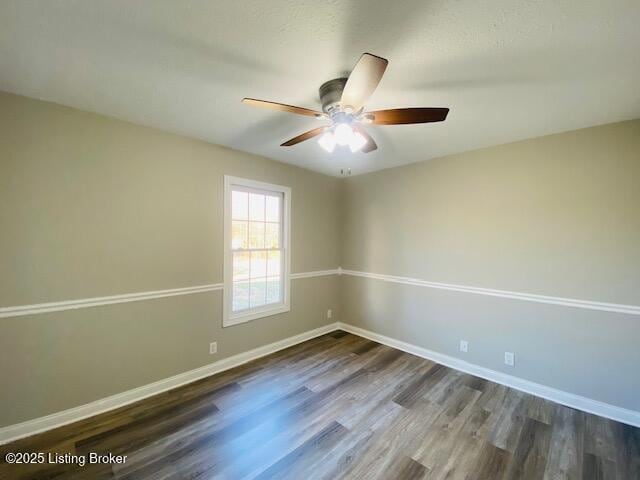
[0,323,340,445]
[0,269,341,319]
[340,269,640,316]
[336,322,640,428]
[3,320,638,445]
[4,268,638,319]
[3,268,638,443]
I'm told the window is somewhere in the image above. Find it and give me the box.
[223,176,290,327]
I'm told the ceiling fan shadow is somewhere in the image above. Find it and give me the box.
[339,0,435,64]
[66,8,286,87]
[406,76,538,92]
[227,112,321,150]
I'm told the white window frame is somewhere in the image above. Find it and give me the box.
[223,175,291,327]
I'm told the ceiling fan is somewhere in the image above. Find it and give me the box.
[241,53,449,154]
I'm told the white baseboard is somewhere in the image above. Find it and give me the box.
[0,322,340,445]
[3,320,637,445]
[337,322,640,428]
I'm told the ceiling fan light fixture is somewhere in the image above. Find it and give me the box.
[318,131,336,153]
[349,131,367,152]
[242,52,449,158]
[334,123,353,146]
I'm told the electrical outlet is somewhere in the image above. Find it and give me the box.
[209,342,217,355]
[504,352,515,367]
[459,340,469,353]
[327,309,332,319]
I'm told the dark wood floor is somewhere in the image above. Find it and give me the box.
[2,331,638,479]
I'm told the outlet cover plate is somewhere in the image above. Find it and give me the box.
[504,351,515,366]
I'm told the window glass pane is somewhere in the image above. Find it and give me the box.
[266,277,281,304]
[265,195,280,222]
[249,193,265,221]
[227,182,287,322]
[250,251,267,278]
[233,252,250,281]
[248,222,265,249]
[232,191,248,220]
[231,221,248,249]
[250,279,266,307]
[232,281,250,311]
[265,222,280,249]
[267,250,281,277]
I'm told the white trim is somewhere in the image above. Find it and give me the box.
[0,270,339,319]
[291,269,340,280]
[0,322,340,445]
[223,304,291,327]
[337,322,640,428]
[3,268,637,319]
[3,320,638,444]
[0,284,223,319]
[223,175,292,327]
[341,269,640,316]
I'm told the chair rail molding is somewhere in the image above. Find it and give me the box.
[340,269,640,316]
[4,268,638,318]
[0,269,341,319]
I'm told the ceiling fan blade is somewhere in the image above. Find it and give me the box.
[368,108,449,125]
[352,125,378,153]
[281,126,327,146]
[340,53,388,112]
[242,98,324,118]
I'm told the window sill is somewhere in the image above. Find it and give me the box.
[223,304,291,328]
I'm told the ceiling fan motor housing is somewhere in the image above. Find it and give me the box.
[319,78,347,113]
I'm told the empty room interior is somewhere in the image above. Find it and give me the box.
[1,1,639,479]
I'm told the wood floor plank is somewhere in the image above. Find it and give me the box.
[351,339,382,356]
[504,417,552,480]
[487,388,528,453]
[392,363,446,408]
[338,399,445,479]
[329,330,350,339]
[526,396,556,425]
[618,422,640,480]
[252,421,349,480]
[214,359,389,479]
[423,369,462,405]
[411,386,483,473]
[75,383,232,455]
[211,367,390,479]
[584,415,619,464]
[383,455,429,480]
[582,453,616,480]
[2,330,638,480]
[432,406,492,479]
[311,400,405,480]
[114,386,317,478]
[470,442,511,480]
[462,374,489,393]
[543,406,584,480]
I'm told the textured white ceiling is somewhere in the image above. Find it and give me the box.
[1,1,639,176]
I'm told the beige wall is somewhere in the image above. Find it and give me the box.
[341,120,640,411]
[2,89,638,429]
[0,92,341,427]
